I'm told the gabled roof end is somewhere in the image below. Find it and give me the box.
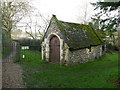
[52,14,56,17]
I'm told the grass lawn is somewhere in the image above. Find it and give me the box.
[20,50,118,88]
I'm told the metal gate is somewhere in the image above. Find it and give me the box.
[2,42,21,63]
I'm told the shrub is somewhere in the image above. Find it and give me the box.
[106,43,119,51]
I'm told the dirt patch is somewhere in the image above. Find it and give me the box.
[2,63,25,88]
[0,63,2,89]
[107,78,119,88]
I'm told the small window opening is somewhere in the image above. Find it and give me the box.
[102,45,105,51]
[88,47,91,52]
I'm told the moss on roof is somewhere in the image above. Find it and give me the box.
[95,30,106,38]
[53,15,103,49]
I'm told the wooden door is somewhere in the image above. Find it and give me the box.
[50,36,60,63]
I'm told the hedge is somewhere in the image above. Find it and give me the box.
[13,38,41,51]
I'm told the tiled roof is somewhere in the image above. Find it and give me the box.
[53,15,103,49]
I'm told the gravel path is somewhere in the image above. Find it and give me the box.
[0,62,2,89]
[2,43,25,88]
[2,63,25,88]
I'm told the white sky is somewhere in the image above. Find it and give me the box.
[29,0,99,23]
[17,0,101,33]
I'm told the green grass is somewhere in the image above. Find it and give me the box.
[21,50,118,88]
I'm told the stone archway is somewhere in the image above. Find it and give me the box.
[44,33,63,64]
[49,35,60,63]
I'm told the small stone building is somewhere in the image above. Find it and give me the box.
[41,15,105,66]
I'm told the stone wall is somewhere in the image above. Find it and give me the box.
[61,42,69,65]
[67,45,103,66]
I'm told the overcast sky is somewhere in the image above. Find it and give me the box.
[29,0,99,23]
[18,0,101,33]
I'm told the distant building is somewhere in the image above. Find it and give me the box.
[41,15,105,66]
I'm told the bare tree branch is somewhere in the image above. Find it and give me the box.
[26,31,35,39]
[2,1,32,41]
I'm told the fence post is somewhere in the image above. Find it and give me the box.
[18,43,21,63]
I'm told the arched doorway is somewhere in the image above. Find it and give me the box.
[49,35,60,63]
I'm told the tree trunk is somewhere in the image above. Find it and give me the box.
[7,30,11,42]
[113,35,115,46]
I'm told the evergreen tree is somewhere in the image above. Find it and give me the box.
[91,1,120,45]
